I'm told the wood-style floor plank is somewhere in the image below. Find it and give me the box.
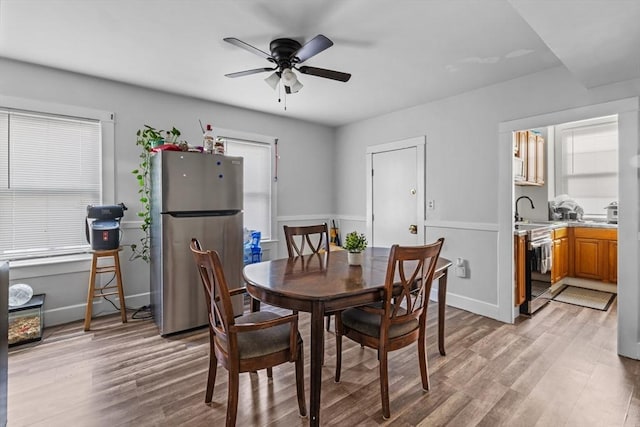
[7,299,640,426]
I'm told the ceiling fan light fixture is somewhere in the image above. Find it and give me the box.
[281,68,298,86]
[264,72,280,90]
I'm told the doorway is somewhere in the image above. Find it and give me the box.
[499,97,639,359]
[366,136,425,247]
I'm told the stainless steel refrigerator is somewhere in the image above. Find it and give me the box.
[150,151,243,335]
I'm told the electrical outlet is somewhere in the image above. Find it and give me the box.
[455,258,467,278]
[427,200,435,210]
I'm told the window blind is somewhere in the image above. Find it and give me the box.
[224,138,272,240]
[558,120,618,215]
[0,110,102,259]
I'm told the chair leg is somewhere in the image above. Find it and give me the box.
[226,368,239,427]
[295,342,307,417]
[418,329,430,391]
[325,315,331,332]
[379,350,391,420]
[267,367,273,378]
[334,315,342,383]
[205,349,217,403]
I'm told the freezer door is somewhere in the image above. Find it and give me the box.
[151,212,243,335]
[152,151,243,213]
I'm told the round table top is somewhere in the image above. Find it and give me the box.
[243,248,451,301]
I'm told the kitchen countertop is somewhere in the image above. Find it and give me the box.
[514,220,618,236]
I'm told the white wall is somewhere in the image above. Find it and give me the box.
[335,66,640,358]
[0,58,335,325]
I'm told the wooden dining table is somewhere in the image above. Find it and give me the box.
[242,247,452,426]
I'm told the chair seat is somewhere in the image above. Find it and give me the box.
[341,305,418,339]
[218,311,296,359]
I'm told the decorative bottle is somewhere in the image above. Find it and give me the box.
[203,124,214,154]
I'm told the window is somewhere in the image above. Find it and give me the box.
[221,133,275,241]
[555,116,618,216]
[0,107,108,260]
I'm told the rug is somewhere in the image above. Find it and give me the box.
[552,285,616,311]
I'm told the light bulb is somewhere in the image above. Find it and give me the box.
[281,68,298,86]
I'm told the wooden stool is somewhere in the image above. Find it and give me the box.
[84,248,127,331]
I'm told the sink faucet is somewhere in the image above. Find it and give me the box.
[515,196,535,222]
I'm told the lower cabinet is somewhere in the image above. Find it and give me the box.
[571,227,617,283]
[608,240,617,283]
[551,227,569,284]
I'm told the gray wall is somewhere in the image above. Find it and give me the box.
[0,57,335,325]
[334,66,640,358]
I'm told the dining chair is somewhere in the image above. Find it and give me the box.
[283,223,333,331]
[334,238,444,420]
[283,223,330,257]
[190,239,306,426]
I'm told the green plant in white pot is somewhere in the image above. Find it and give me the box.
[343,231,367,266]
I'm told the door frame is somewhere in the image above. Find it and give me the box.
[366,136,426,247]
[498,97,639,359]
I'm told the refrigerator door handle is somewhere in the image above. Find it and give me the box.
[164,210,241,218]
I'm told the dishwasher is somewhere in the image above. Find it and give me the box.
[520,227,554,315]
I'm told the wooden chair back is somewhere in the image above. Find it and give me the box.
[283,223,330,257]
[382,238,444,331]
[190,238,234,344]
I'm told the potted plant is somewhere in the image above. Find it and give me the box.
[343,231,367,266]
[131,125,181,262]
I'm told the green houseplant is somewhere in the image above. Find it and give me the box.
[131,125,181,262]
[343,231,367,266]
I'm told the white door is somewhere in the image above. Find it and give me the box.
[367,137,425,248]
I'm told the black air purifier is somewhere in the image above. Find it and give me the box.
[85,204,127,251]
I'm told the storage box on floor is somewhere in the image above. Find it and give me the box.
[8,294,45,346]
[244,229,262,265]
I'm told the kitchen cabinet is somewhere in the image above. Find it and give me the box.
[570,227,617,283]
[513,130,544,186]
[551,227,569,283]
[514,234,526,306]
[608,240,617,283]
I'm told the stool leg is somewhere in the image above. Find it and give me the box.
[84,254,98,331]
[114,252,127,324]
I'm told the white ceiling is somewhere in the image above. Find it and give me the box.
[0,0,638,127]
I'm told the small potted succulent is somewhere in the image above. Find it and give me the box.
[343,231,368,266]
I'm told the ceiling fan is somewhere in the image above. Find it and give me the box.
[223,34,351,94]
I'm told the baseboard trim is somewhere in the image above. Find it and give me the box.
[445,292,505,322]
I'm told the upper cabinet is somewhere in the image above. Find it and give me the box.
[513,130,544,186]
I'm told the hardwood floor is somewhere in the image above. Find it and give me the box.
[7,299,640,426]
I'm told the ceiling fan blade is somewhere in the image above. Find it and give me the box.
[225,67,276,78]
[292,34,333,64]
[297,66,351,82]
[223,37,273,61]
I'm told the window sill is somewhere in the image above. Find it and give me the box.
[9,253,93,281]
[9,252,92,268]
